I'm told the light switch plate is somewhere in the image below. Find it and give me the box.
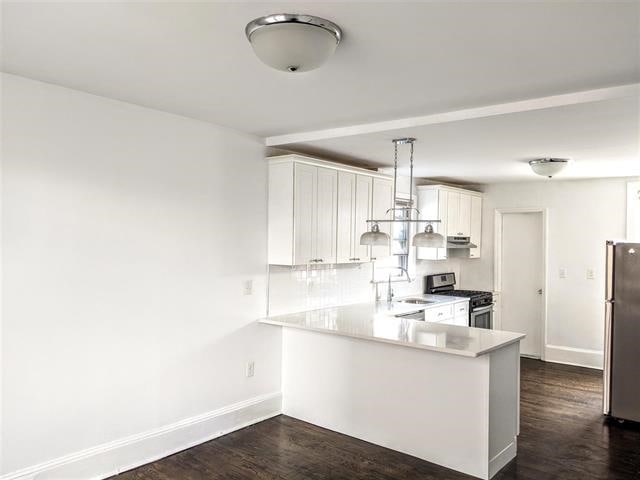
[243,280,253,295]
[246,361,255,378]
[586,268,595,280]
[559,268,567,279]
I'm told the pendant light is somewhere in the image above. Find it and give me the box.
[413,223,444,247]
[359,138,444,248]
[245,14,342,73]
[359,223,390,246]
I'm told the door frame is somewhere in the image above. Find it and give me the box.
[494,207,548,360]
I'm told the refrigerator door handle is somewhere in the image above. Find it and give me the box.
[603,300,613,415]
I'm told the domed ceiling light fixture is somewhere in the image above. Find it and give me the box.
[529,158,570,178]
[360,138,444,248]
[245,14,342,73]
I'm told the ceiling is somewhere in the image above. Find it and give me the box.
[2,1,639,138]
[2,1,639,183]
[275,95,640,184]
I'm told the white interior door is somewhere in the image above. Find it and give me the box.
[501,212,543,358]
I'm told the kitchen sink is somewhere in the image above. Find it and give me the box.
[398,298,436,305]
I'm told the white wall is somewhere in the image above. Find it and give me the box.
[1,74,281,478]
[463,178,638,368]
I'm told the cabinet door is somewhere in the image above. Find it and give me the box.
[458,193,472,237]
[469,196,482,259]
[293,163,317,264]
[315,167,338,264]
[336,171,356,263]
[435,190,449,259]
[417,188,448,260]
[446,191,460,237]
[353,175,372,262]
[371,178,393,260]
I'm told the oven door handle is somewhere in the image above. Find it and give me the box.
[471,305,493,314]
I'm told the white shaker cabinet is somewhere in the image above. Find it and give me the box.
[416,187,448,260]
[337,172,372,263]
[268,155,391,265]
[469,195,482,259]
[315,167,338,264]
[292,164,337,265]
[447,191,471,237]
[416,185,483,260]
[371,177,394,260]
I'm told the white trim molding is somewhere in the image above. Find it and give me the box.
[1,392,282,480]
[494,207,549,361]
[545,345,604,370]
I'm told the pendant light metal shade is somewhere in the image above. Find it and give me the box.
[360,223,390,246]
[412,223,444,248]
[245,14,342,72]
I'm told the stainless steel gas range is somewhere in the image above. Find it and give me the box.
[424,273,494,329]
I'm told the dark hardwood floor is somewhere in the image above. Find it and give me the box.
[111,359,640,479]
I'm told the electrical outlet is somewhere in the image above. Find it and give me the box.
[559,268,567,279]
[586,268,595,280]
[246,361,255,378]
[243,280,253,296]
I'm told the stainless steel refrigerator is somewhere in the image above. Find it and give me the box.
[604,240,640,422]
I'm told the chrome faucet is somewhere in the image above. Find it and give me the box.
[386,266,411,303]
[387,274,394,303]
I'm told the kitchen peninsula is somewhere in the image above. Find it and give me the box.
[260,300,525,480]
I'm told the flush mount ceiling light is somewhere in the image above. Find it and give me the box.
[245,14,342,73]
[360,138,444,248]
[529,158,570,178]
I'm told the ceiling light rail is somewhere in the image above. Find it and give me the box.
[360,138,445,249]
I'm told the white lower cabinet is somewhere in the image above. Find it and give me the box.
[424,300,469,327]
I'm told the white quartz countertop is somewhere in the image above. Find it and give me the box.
[260,302,524,358]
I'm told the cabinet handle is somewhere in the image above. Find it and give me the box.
[438,312,443,316]
[317,258,324,263]
[349,257,361,261]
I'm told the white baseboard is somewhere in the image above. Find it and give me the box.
[1,391,282,480]
[488,439,516,479]
[545,344,603,370]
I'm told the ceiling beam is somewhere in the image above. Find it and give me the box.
[265,83,640,146]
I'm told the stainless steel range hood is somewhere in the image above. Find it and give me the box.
[447,236,477,249]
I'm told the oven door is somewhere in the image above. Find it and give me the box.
[470,305,493,329]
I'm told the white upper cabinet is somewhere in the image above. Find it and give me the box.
[417,188,448,260]
[371,177,394,260]
[446,191,461,237]
[268,155,390,265]
[293,163,317,264]
[337,172,373,263]
[417,185,483,260]
[336,171,356,263]
[354,175,373,262]
[458,194,472,237]
[469,195,483,259]
[315,167,338,264]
